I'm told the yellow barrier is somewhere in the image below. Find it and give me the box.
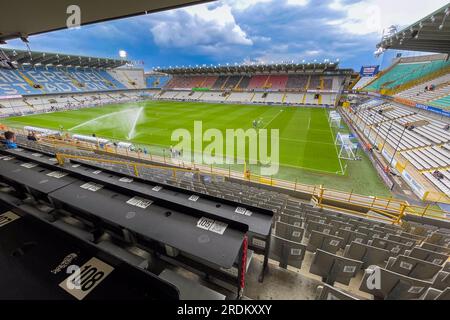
[44,137,448,221]
[2,124,448,223]
[52,152,422,226]
[404,204,450,222]
[55,153,205,180]
[312,196,399,225]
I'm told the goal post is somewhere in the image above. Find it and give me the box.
[335,133,359,161]
[328,110,342,128]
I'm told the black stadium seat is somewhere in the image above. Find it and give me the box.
[315,284,360,300]
[310,249,362,286]
[385,255,442,280]
[360,266,433,300]
[344,241,390,269]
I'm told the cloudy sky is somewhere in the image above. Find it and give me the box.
[3,0,449,71]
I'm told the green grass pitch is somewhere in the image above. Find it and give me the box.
[2,101,390,197]
[4,101,343,174]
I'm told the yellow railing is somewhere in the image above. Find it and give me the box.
[42,137,449,220]
[55,152,450,225]
[3,124,449,222]
[313,197,401,225]
[55,151,403,224]
[55,153,197,179]
[404,204,450,221]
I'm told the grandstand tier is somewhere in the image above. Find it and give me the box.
[145,74,172,89]
[355,54,450,119]
[1,48,450,302]
[143,66,349,107]
[3,0,450,304]
[365,55,450,93]
[395,72,450,109]
[1,136,450,301]
[0,66,130,96]
[344,99,450,201]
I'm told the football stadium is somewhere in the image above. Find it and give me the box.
[0,0,450,305]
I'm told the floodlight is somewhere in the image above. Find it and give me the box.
[119,50,127,59]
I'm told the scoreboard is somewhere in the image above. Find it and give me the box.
[360,65,380,77]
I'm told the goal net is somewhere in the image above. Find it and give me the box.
[335,133,359,160]
[328,110,342,128]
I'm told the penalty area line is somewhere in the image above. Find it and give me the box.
[262,109,284,129]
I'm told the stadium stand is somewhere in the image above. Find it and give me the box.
[0,90,149,118]
[166,75,200,89]
[260,93,280,104]
[395,73,450,107]
[364,55,450,93]
[309,76,321,90]
[2,136,450,300]
[145,74,172,89]
[286,75,308,90]
[223,76,242,90]
[248,75,269,90]
[353,76,376,90]
[236,76,252,90]
[431,95,450,109]
[267,75,288,90]
[345,97,450,199]
[3,0,450,304]
[1,20,450,300]
[212,76,229,90]
[360,266,433,300]
[108,68,145,89]
[202,76,219,89]
[315,284,360,300]
[0,66,128,96]
[146,62,350,107]
[227,92,254,103]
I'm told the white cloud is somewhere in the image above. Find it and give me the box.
[329,0,449,35]
[253,35,272,42]
[225,0,273,11]
[150,4,252,49]
[304,49,322,56]
[221,0,309,11]
[286,0,310,6]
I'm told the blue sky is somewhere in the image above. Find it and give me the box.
[3,0,449,71]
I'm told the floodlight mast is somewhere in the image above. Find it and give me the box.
[375,25,398,57]
[119,50,127,59]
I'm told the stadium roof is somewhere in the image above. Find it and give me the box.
[376,4,450,54]
[155,61,353,75]
[1,48,127,69]
[0,0,211,43]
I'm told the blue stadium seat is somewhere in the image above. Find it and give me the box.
[146,75,171,89]
[430,95,450,109]
[0,66,127,96]
[366,60,450,91]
